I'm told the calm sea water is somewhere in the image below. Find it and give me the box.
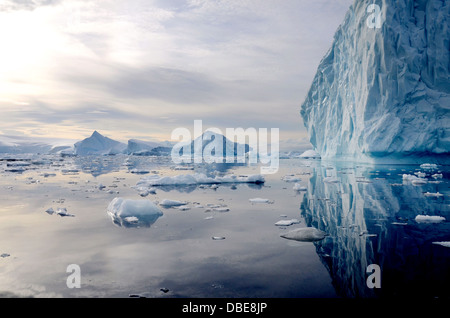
[0,155,448,298]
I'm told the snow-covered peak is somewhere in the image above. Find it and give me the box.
[74,131,127,156]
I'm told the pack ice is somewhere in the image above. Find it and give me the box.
[300,0,450,163]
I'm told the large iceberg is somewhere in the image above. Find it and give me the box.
[74,131,127,156]
[300,0,450,163]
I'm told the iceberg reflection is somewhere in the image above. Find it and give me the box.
[301,163,450,298]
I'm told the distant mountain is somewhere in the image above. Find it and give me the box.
[74,131,127,156]
[0,135,74,154]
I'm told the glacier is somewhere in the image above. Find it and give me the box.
[300,0,450,163]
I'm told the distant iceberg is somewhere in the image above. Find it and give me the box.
[299,149,321,159]
[75,131,127,156]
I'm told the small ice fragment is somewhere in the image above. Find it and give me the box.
[275,219,300,226]
[415,215,445,223]
[98,183,106,190]
[323,177,340,183]
[420,163,438,169]
[56,208,75,217]
[210,184,219,189]
[212,236,226,240]
[282,175,302,182]
[432,242,450,248]
[204,216,214,220]
[280,227,327,242]
[124,216,138,223]
[249,198,273,204]
[391,222,408,225]
[423,192,444,198]
[45,208,55,215]
[293,183,307,191]
[431,173,443,179]
[212,207,229,212]
[159,199,188,207]
[414,171,426,178]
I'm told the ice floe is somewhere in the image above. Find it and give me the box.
[275,219,300,226]
[423,192,444,198]
[414,215,446,223]
[280,227,327,242]
[136,173,265,188]
[249,198,273,204]
[159,199,188,207]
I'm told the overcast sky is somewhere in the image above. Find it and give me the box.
[0,0,353,150]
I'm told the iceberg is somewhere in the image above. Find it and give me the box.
[74,131,127,156]
[107,197,163,228]
[300,0,450,163]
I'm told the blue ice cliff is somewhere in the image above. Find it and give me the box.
[300,0,449,163]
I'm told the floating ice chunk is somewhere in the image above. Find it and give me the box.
[415,215,445,223]
[293,183,307,191]
[159,199,188,207]
[210,184,219,190]
[402,174,427,185]
[280,227,327,242]
[98,183,106,190]
[212,207,229,212]
[130,169,150,174]
[6,161,31,167]
[281,175,302,182]
[124,216,138,223]
[323,177,340,183]
[45,208,55,215]
[249,198,273,204]
[299,149,321,159]
[275,219,300,226]
[432,242,450,248]
[431,173,443,179]
[414,171,426,178]
[56,208,75,217]
[107,197,163,228]
[212,236,226,240]
[172,165,194,170]
[420,163,438,169]
[136,173,264,188]
[423,192,444,198]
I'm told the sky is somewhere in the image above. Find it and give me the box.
[0,0,353,150]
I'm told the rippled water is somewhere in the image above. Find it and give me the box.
[0,155,448,298]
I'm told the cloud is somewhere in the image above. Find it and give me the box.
[0,0,353,146]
